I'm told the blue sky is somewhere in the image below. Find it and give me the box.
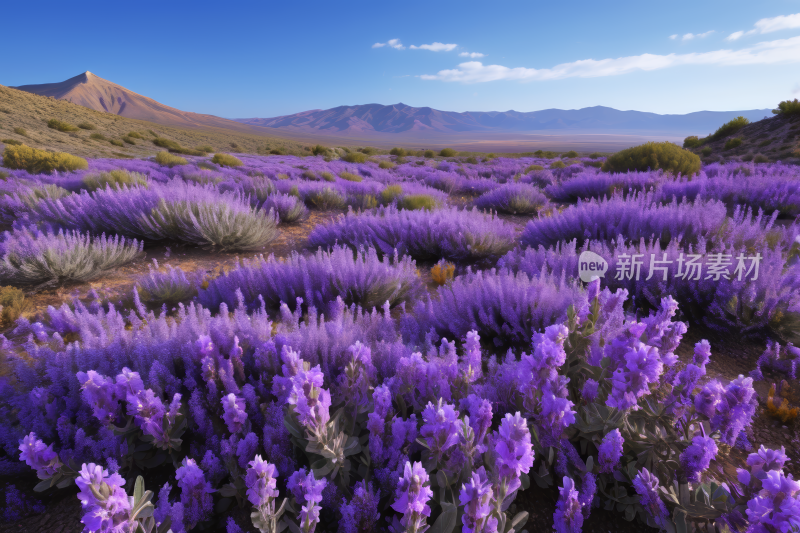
[3,0,800,117]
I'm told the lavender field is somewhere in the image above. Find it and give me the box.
[1,148,800,533]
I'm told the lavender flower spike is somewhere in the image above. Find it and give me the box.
[75,462,132,533]
[222,393,248,434]
[391,461,433,533]
[18,433,61,478]
[288,468,327,533]
[459,466,496,533]
[246,455,287,533]
[680,436,718,482]
[598,429,624,473]
[632,468,669,529]
[553,476,583,533]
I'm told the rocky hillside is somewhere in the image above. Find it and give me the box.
[687,111,800,165]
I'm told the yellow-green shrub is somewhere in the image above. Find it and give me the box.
[47,119,79,132]
[127,131,144,139]
[708,116,749,142]
[155,151,187,167]
[439,148,457,157]
[320,171,335,182]
[339,172,363,182]
[683,136,703,148]
[1,139,22,146]
[2,144,88,173]
[562,150,578,158]
[0,286,29,325]
[601,141,701,176]
[550,161,566,169]
[389,147,407,157]
[82,170,148,191]
[772,99,800,115]
[90,133,106,140]
[77,122,96,130]
[212,153,243,167]
[724,137,743,150]
[380,185,403,204]
[424,150,436,158]
[342,152,367,163]
[399,194,437,210]
[196,145,214,154]
[14,127,28,137]
[379,160,396,169]
[110,139,124,147]
[524,164,544,172]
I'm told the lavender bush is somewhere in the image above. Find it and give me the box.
[198,246,423,314]
[474,183,550,215]
[309,206,517,262]
[0,226,143,287]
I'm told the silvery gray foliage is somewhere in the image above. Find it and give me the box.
[0,226,143,286]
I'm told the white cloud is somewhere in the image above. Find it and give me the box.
[754,12,800,34]
[373,39,405,50]
[793,83,800,95]
[420,35,800,83]
[669,34,678,40]
[410,42,458,52]
[681,30,714,40]
[459,52,485,58]
[727,12,800,41]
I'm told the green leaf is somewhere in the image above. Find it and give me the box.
[673,508,688,533]
[134,476,145,503]
[219,484,239,498]
[428,502,457,533]
[510,511,529,531]
[55,477,74,489]
[436,470,449,490]
[34,479,54,492]
[584,456,594,473]
[519,473,530,491]
[624,504,636,521]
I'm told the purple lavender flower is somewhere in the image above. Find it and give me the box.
[747,445,790,475]
[554,476,584,533]
[77,370,119,423]
[175,458,214,530]
[339,481,380,533]
[18,433,60,477]
[461,330,483,383]
[288,468,327,533]
[746,470,800,533]
[492,412,535,494]
[245,455,279,507]
[581,379,599,403]
[75,462,132,533]
[221,393,248,434]
[607,341,663,411]
[459,466,495,533]
[460,394,493,453]
[598,429,624,473]
[420,399,460,463]
[391,461,433,533]
[286,359,331,434]
[632,468,669,528]
[680,436,718,482]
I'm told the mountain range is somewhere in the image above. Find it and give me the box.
[235,103,771,136]
[10,72,773,150]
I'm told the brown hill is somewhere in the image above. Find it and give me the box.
[685,112,800,164]
[14,72,264,134]
[0,84,307,159]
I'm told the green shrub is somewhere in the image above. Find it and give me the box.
[122,136,136,145]
[311,145,327,156]
[588,152,602,159]
[759,139,772,147]
[153,137,182,150]
[339,171,363,182]
[465,156,478,164]
[47,119,79,132]
[439,148,458,157]
[230,142,241,151]
[772,99,800,115]
[400,194,437,210]
[701,147,713,156]
[211,153,243,167]
[2,144,88,173]
[196,145,214,153]
[486,153,496,159]
[0,171,8,179]
[724,137,743,150]
[155,151,187,167]
[147,130,157,136]
[342,152,367,163]
[741,153,754,162]
[127,131,144,139]
[301,170,318,180]
[708,116,750,142]
[82,170,148,191]
[90,132,107,141]
[524,164,544,172]
[550,161,566,169]
[584,161,603,168]
[380,185,403,204]
[601,141,701,176]
[269,148,285,155]
[320,171,335,182]
[306,187,346,210]
[77,122,96,130]
[683,136,703,149]
[423,150,436,158]
[379,160,396,169]
[562,150,578,158]
[109,139,124,147]
[1,138,22,146]
[389,147,407,157]
[359,147,377,155]
[13,127,28,137]
[0,286,29,325]
[754,154,770,163]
